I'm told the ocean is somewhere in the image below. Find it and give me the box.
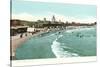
[15,26,96,60]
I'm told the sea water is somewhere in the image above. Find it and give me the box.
[16,26,96,60]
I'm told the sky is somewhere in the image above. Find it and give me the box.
[12,0,97,23]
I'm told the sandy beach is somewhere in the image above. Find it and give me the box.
[11,31,45,60]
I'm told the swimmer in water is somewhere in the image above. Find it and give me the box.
[58,32,61,34]
[80,35,84,38]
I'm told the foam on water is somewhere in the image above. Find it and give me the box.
[51,35,79,58]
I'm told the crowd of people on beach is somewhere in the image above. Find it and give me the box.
[19,32,37,38]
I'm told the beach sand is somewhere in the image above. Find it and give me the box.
[11,31,45,60]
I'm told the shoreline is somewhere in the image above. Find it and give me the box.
[11,28,64,60]
[11,31,46,60]
[11,26,96,60]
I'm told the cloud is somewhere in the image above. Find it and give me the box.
[12,12,69,22]
[12,12,96,23]
[12,13,34,21]
[12,13,46,21]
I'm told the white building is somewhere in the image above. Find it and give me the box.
[27,27,35,33]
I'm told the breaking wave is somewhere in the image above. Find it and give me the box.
[51,34,79,58]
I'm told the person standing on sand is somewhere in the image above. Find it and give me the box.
[32,32,34,35]
[20,33,23,38]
